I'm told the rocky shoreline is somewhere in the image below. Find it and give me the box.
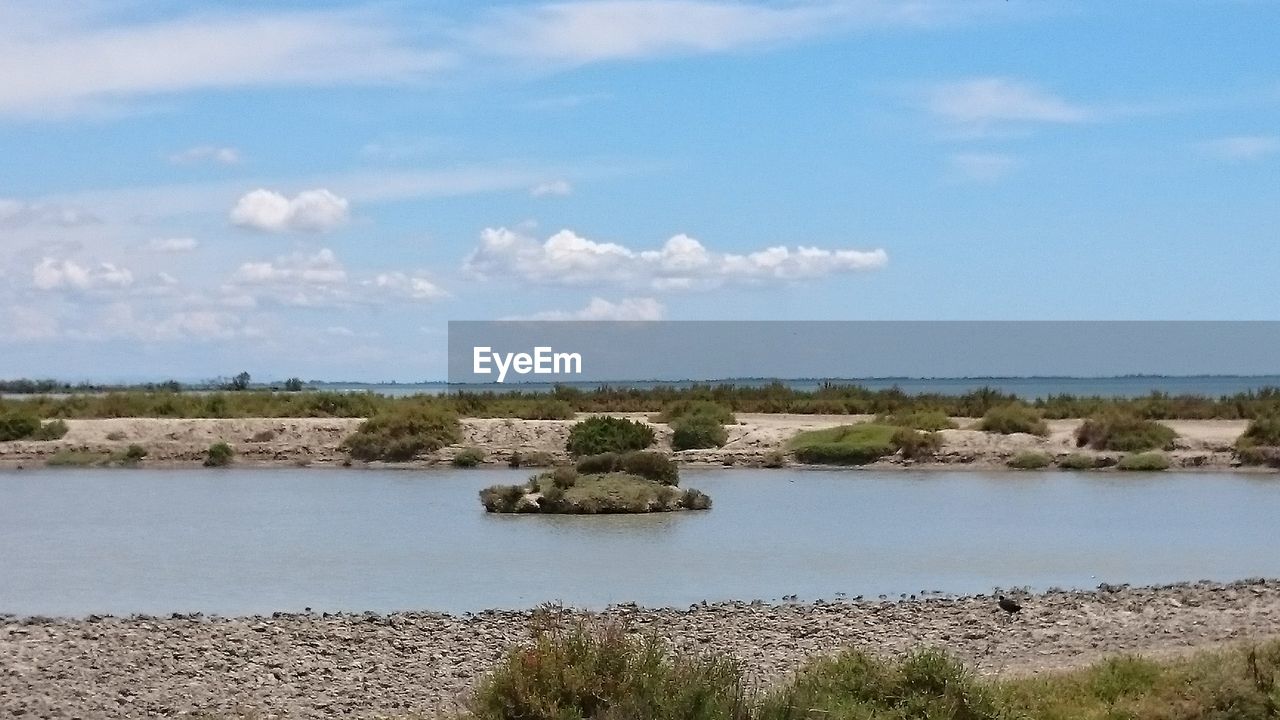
[4,579,1280,718]
[0,414,1267,472]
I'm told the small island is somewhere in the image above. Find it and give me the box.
[480,450,712,514]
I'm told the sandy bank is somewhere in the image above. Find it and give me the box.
[3,579,1279,718]
[0,414,1260,470]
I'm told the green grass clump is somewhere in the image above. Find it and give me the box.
[30,419,69,440]
[508,450,555,468]
[1116,452,1171,471]
[890,427,942,460]
[1057,452,1102,470]
[788,424,898,465]
[46,450,114,466]
[876,410,958,431]
[671,414,729,450]
[452,447,486,467]
[0,411,41,441]
[1239,414,1280,446]
[654,400,736,425]
[204,442,234,467]
[565,416,656,457]
[761,450,787,468]
[469,616,745,720]
[574,451,678,485]
[342,406,461,462]
[1007,451,1052,469]
[978,404,1050,436]
[1075,412,1177,451]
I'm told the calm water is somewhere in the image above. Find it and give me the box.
[1,467,1278,617]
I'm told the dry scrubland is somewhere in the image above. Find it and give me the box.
[0,413,1260,470]
[3,580,1280,719]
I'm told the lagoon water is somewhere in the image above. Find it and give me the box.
[2,467,1278,617]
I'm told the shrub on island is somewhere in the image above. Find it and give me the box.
[1117,452,1172,472]
[789,423,899,465]
[1239,414,1280,447]
[482,453,705,514]
[574,451,679,485]
[890,427,942,460]
[876,410,958,431]
[342,405,461,462]
[653,400,736,425]
[1058,452,1103,470]
[565,416,655,457]
[0,411,68,442]
[977,404,1050,436]
[508,450,555,468]
[671,414,730,450]
[1007,451,1052,469]
[1075,412,1177,451]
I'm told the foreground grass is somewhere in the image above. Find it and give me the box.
[458,617,1280,720]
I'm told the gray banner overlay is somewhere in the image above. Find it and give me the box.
[447,321,1280,385]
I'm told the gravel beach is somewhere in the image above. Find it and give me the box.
[4,579,1280,719]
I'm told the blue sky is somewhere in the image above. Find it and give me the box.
[2,0,1278,381]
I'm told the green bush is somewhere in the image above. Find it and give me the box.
[1239,414,1280,446]
[550,466,578,489]
[619,451,679,486]
[877,410,958,431]
[1237,445,1280,467]
[452,447,486,467]
[513,398,576,420]
[890,427,942,459]
[789,424,898,465]
[978,404,1050,436]
[655,400,736,425]
[30,419,69,441]
[671,414,729,450]
[680,488,713,510]
[1117,452,1171,471]
[761,450,787,468]
[1007,451,1052,469]
[1058,452,1101,470]
[204,442,234,467]
[0,411,41,441]
[470,617,744,720]
[1075,412,1176,451]
[343,406,461,462]
[508,450,555,468]
[566,416,655,456]
[576,452,622,474]
[123,445,148,463]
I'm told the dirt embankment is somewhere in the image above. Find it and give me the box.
[0,414,1258,470]
[3,580,1279,719]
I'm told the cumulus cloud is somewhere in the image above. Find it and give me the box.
[168,145,241,166]
[230,189,350,233]
[926,77,1091,130]
[464,227,887,289]
[530,179,573,197]
[32,258,134,291]
[367,273,450,301]
[0,198,98,228]
[513,296,666,321]
[1200,135,1280,161]
[149,237,199,252]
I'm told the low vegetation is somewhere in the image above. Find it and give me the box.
[451,447,486,467]
[876,409,958,431]
[890,427,942,460]
[342,406,461,462]
[46,444,148,467]
[1117,452,1172,472]
[7,383,1280,421]
[789,423,899,465]
[1075,411,1177,451]
[204,442,234,467]
[1007,451,1053,469]
[1058,452,1104,470]
[0,410,68,441]
[671,414,730,450]
[463,617,1280,720]
[508,450,555,468]
[653,400,737,425]
[481,453,706,514]
[565,416,655,457]
[977,404,1050,436]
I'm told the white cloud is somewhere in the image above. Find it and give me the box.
[168,145,241,166]
[32,257,134,291]
[926,77,1091,129]
[514,296,666,321]
[233,248,347,287]
[947,152,1017,182]
[464,227,887,289]
[367,272,450,301]
[230,189,350,233]
[0,198,98,227]
[1200,135,1280,161]
[149,237,199,252]
[0,8,449,117]
[530,179,573,197]
[464,1,967,65]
